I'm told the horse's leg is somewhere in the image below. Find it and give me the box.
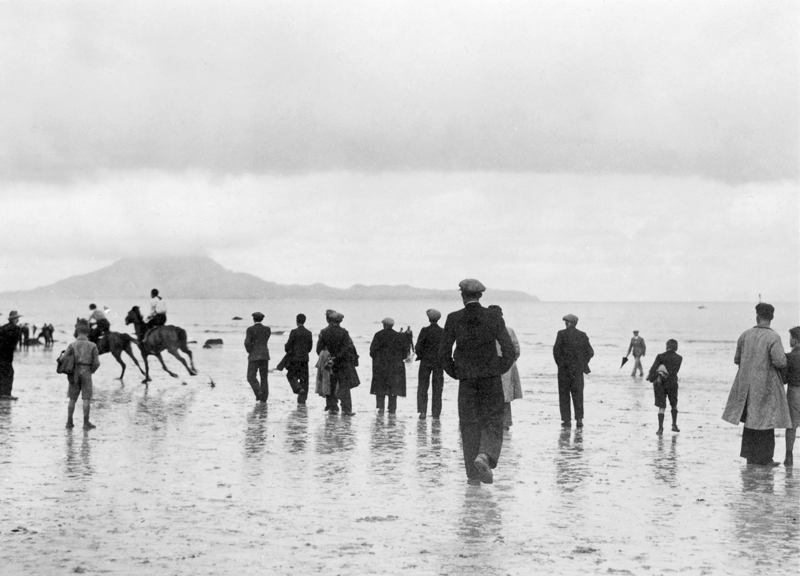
[112,350,126,380]
[167,346,195,377]
[154,351,178,378]
[124,343,146,376]
[142,352,152,384]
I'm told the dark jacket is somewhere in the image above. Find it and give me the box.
[415,323,444,365]
[244,323,271,362]
[438,302,515,380]
[647,350,683,387]
[0,323,21,363]
[783,347,800,387]
[318,324,360,388]
[553,326,594,376]
[370,328,407,396]
[284,325,313,363]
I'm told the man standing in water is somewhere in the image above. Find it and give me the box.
[553,314,594,428]
[244,312,271,403]
[626,330,646,377]
[722,303,791,466]
[317,311,358,416]
[65,321,101,429]
[782,326,800,467]
[647,339,683,435]
[440,279,514,485]
[0,311,23,400]
[416,309,444,419]
[284,314,313,405]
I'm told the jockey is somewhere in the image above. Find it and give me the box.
[87,303,110,343]
[144,289,168,333]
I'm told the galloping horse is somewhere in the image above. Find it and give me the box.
[124,306,197,383]
[95,331,146,380]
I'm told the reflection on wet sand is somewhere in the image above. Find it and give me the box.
[556,428,586,493]
[369,413,408,481]
[284,406,309,454]
[244,404,268,458]
[444,487,506,576]
[653,434,679,487]
[65,430,93,478]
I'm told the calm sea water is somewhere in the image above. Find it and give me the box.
[2,298,798,575]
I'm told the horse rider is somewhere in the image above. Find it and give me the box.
[87,303,111,343]
[144,289,168,335]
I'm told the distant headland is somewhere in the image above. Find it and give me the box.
[0,256,540,302]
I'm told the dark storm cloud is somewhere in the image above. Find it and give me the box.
[0,1,796,184]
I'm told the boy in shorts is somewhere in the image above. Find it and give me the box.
[647,339,683,435]
[66,321,101,429]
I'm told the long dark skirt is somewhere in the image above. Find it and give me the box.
[740,427,775,464]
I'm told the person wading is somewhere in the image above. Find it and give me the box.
[439,279,514,485]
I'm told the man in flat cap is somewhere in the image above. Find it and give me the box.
[317,311,359,415]
[439,279,515,484]
[0,311,23,400]
[416,309,445,419]
[284,313,313,405]
[370,317,407,414]
[553,314,594,428]
[244,312,271,403]
[722,303,791,466]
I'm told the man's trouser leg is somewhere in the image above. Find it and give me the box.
[431,367,444,417]
[246,361,262,399]
[258,361,269,401]
[418,362,432,414]
[297,363,309,403]
[376,394,385,411]
[633,355,643,376]
[458,376,504,479]
[571,374,585,421]
[0,362,14,396]
[337,379,352,413]
[558,373,572,422]
[388,394,397,413]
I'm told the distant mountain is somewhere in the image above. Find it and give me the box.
[0,256,540,301]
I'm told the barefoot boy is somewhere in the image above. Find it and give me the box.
[647,339,683,435]
[65,321,101,429]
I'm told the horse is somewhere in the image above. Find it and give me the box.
[124,306,197,383]
[95,331,146,380]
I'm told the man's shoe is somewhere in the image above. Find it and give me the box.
[561,421,571,428]
[467,477,481,486]
[671,425,680,433]
[83,422,96,430]
[342,411,356,416]
[419,413,426,420]
[656,428,664,435]
[474,453,493,484]
[0,395,18,401]
[576,420,583,428]
[784,451,793,467]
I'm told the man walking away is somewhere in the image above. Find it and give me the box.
[416,309,444,419]
[647,339,683,435]
[439,279,515,485]
[244,312,271,403]
[285,314,313,405]
[553,314,594,429]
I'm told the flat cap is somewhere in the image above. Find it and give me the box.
[329,311,344,322]
[459,278,486,293]
[252,312,265,321]
[382,317,395,326]
[562,313,579,324]
[426,309,441,321]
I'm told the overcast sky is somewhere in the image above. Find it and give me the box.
[0,1,797,301]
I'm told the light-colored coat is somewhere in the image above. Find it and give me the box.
[722,325,791,430]
[496,327,522,403]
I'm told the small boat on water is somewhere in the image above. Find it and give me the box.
[698,305,707,309]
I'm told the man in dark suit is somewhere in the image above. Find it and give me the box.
[439,279,515,485]
[317,311,358,416]
[244,311,271,403]
[370,317,407,414]
[416,308,444,419]
[284,313,314,405]
[646,339,683,435]
[553,314,594,428]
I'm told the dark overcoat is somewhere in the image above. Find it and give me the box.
[318,324,360,389]
[370,328,407,396]
[553,326,594,385]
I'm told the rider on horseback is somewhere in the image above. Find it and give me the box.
[143,288,168,341]
[87,303,111,343]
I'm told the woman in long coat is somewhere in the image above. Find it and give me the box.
[722,303,791,466]
[489,306,522,429]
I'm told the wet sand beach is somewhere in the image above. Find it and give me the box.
[1,299,798,575]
